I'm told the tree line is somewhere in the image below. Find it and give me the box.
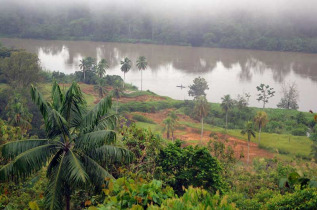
[1,4,317,53]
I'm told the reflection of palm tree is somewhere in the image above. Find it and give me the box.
[0,82,131,210]
[194,96,209,145]
[120,57,132,88]
[136,56,148,91]
[241,121,256,165]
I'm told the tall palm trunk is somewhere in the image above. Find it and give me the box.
[247,140,250,165]
[200,117,204,145]
[123,72,125,89]
[65,184,71,210]
[258,126,262,144]
[225,111,228,131]
[83,69,86,82]
[141,70,143,91]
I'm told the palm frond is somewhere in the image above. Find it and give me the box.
[47,109,69,139]
[45,151,66,210]
[1,139,50,159]
[0,144,58,181]
[64,150,89,186]
[81,96,112,133]
[80,153,114,187]
[75,130,116,150]
[30,84,50,121]
[61,82,84,125]
[88,145,133,165]
[94,114,117,131]
[51,81,64,110]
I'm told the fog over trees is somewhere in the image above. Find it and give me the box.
[1,0,317,52]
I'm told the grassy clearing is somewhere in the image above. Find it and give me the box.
[132,114,155,124]
[179,120,313,159]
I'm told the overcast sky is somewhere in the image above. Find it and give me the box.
[1,0,316,20]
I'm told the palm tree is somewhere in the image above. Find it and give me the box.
[120,57,132,88]
[79,58,88,81]
[96,59,109,78]
[240,121,256,165]
[254,111,268,144]
[221,94,234,131]
[94,78,108,98]
[5,93,32,138]
[136,56,148,91]
[163,112,178,141]
[112,80,124,114]
[194,96,209,145]
[163,117,173,140]
[0,81,132,210]
[79,57,96,82]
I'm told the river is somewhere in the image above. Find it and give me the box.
[1,38,317,111]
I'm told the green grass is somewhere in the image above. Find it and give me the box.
[132,114,155,124]
[135,122,162,133]
[179,120,313,159]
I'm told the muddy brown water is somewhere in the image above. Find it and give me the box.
[2,37,317,111]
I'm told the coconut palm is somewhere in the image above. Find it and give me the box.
[94,78,108,98]
[194,96,209,145]
[120,57,132,88]
[96,59,109,78]
[136,56,148,91]
[112,80,124,114]
[254,111,268,144]
[221,94,234,131]
[240,121,256,165]
[163,112,178,141]
[0,81,132,210]
[79,57,96,82]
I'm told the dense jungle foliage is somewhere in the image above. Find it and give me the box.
[0,43,317,210]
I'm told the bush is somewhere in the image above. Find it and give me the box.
[291,127,307,136]
[98,178,174,209]
[266,188,317,209]
[132,114,155,124]
[155,141,226,195]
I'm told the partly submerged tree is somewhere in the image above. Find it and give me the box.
[221,94,234,131]
[256,83,275,108]
[96,59,109,79]
[254,111,268,144]
[0,81,131,210]
[240,121,256,165]
[136,56,148,91]
[120,57,132,88]
[277,82,299,110]
[194,96,209,145]
[188,77,209,99]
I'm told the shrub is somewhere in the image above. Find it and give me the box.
[99,178,174,209]
[291,127,307,136]
[132,114,155,124]
[155,141,226,195]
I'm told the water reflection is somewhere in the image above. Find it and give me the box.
[2,38,317,111]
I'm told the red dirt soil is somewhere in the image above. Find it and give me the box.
[128,109,274,163]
